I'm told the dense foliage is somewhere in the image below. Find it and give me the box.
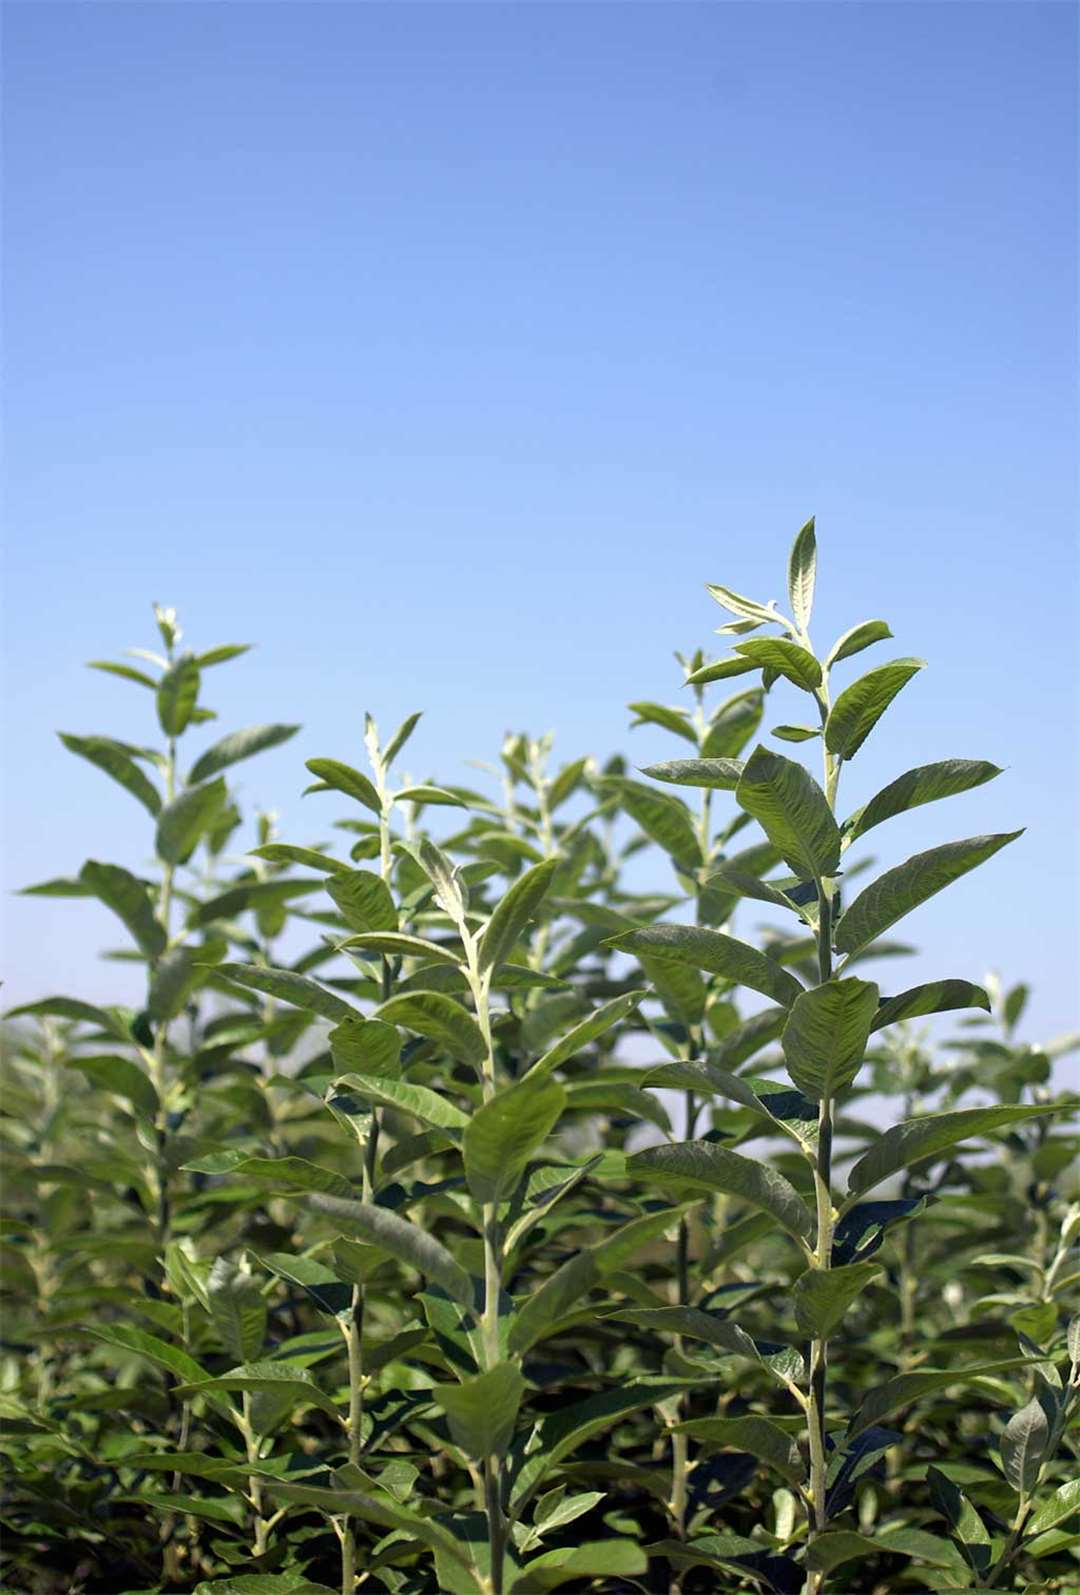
[2,524,1077,1595]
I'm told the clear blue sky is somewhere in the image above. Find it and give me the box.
[3,3,1077,1045]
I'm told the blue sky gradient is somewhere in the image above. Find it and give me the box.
[3,3,1077,1043]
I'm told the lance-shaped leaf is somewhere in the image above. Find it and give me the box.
[846,1105,1061,1201]
[207,1258,267,1362]
[787,515,817,630]
[80,860,165,958]
[432,1361,525,1460]
[834,832,1024,956]
[705,864,802,916]
[685,655,759,686]
[735,747,841,881]
[188,723,300,783]
[308,1193,476,1312]
[734,637,822,690]
[529,990,645,1078]
[342,931,461,967]
[1026,1477,1080,1536]
[174,1362,343,1423]
[870,979,991,1032]
[59,732,161,816]
[598,778,702,871]
[514,1544,647,1593]
[183,1151,353,1200]
[149,942,222,1022]
[824,658,925,758]
[84,1323,213,1386]
[627,701,697,744]
[325,869,397,934]
[464,1076,566,1203]
[266,1478,476,1574]
[674,1415,802,1484]
[328,1016,402,1077]
[703,689,764,757]
[156,778,227,865]
[844,759,1003,844]
[334,1073,468,1136]
[705,584,779,625]
[215,963,358,1023]
[1001,1394,1051,1494]
[609,924,804,1008]
[793,1261,882,1337]
[255,1253,353,1318]
[376,990,487,1069]
[641,757,744,790]
[848,1359,1048,1440]
[403,836,468,922]
[305,757,381,816]
[157,653,200,736]
[927,1466,991,1568]
[88,658,157,688]
[249,843,343,874]
[824,619,893,668]
[508,1206,689,1355]
[66,1054,158,1118]
[781,977,879,1100]
[630,1140,813,1244]
[478,858,558,975]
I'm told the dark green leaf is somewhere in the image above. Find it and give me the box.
[326,869,397,934]
[464,1076,566,1203]
[189,724,300,783]
[376,990,487,1069]
[824,658,925,758]
[846,1105,1061,1199]
[305,758,381,816]
[834,832,1024,955]
[432,1361,525,1459]
[870,979,991,1032]
[610,924,804,1008]
[307,1195,476,1312]
[479,859,558,974]
[734,637,822,690]
[215,963,358,1023]
[844,759,1003,844]
[157,654,201,736]
[793,1262,882,1336]
[156,778,227,865]
[59,733,161,816]
[735,746,841,880]
[80,860,165,958]
[641,757,744,791]
[781,977,878,1099]
[630,1140,813,1244]
[824,619,893,668]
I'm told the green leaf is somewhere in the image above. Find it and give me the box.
[305,757,381,816]
[805,1533,889,1574]
[188,724,300,783]
[1026,1478,1080,1535]
[382,710,423,768]
[84,1323,211,1386]
[1001,1395,1050,1494]
[403,837,468,922]
[735,746,841,880]
[927,1465,991,1558]
[702,689,764,757]
[844,759,1003,844]
[630,1140,813,1244]
[674,1415,802,1483]
[59,733,161,816]
[598,778,701,871]
[834,833,1024,956]
[334,1072,468,1135]
[255,1252,353,1317]
[326,869,397,934]
[824,657,925,758]
[249,843,343,874]
[685,655,759,686]
[733,637,822,690]
[870,979,991,1032]
[787,515,817,630]
[80,860,165,958]
[609,924,804,1008]
[479,859,558,974]
[156,778,227,865]
[793,1261,882,1336]
[148,942,222,1022]
[328,1016,402,1077]
[88,658,157,688]
[182,1152,353,1201]
[175,1361,342,1423]
[529,991,645,1078]
[265,1481,475,1576]
[627,701,698,745]
[307,1194,476,1312]
[464,1076,567,1203]
[772,724,820,743]
[432,1361,525,1459]
[66,1054,158,1118]
[512,1542,647,1591]
[705,584,779,625]
[780,977,879,1099]
[704,865,801,916]
[215,963,358,1023]
[640,757,744,790]
[846,1105,1061,1200]
[848,1359,1048,1439]
[824,619,893,668]
[157,653,201,736]
[207,1259,267,1361]
[376,990,487,1069]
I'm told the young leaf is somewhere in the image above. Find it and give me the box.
[514,1542,647,1590]
[382,710,422,769]
[834,832,1024,955]
[846,1105,1062,1200]
[478,858,558,975]
[188,723,300,783]
[640,757,744,790]
[793,1261,882,1337]
[306,1194,476,1311]
[1025,1478,1080,1535]
[155,778,227,865]
[705,584,779,625]
[844,759,1003,844]
[464,1076,566,1203]
[630,1140,813,1244]
[156,653,200,736]
[88,658,157,688]
[376,990,488,1069]
[772,724,820,742]
[824,658,925,758]
[66,1054,158,1118]
[305,758,381,816]
[733,637,822,690]
[326,869,397,934]
[598,778,702,870]
[674,1415,802,1484]
[403,836,468,922]
[432,1361,525,1460]
[702,689,764,757]
[341,930,461,967]
[609,924,804,1008]
[59,733,162,816]
[787,515,817,631]
[824,619,893,668]
[685,656,759,686]
[79,860,165,958]
[735,746,841,880]
[780,977,879,1100]
[328,1016,401,1076]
